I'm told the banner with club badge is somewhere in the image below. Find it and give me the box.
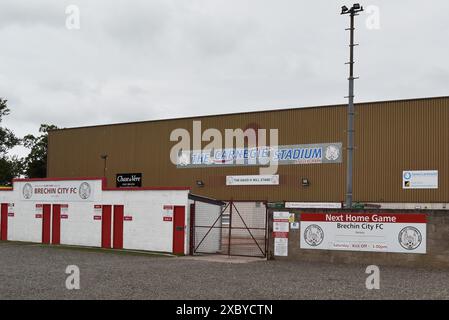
[300,213,426,254]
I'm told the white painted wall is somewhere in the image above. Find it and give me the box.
[60,202,102,247]
[102,190,190,253]
[9,202,42,243]
[0,179,190,254]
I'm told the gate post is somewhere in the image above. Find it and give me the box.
[266,207,274,260]
[228,200,233,257]
[264,202,268,258]
[189,202,195,255]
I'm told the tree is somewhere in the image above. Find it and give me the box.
[0,98,20,155]
[23,124,58,178]
[0,156,23,185]
[0,98,21,185]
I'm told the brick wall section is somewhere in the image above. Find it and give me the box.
[267,209,449,268]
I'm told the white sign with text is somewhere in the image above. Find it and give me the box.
[19,180,97,202]
[226,175,279,186]
[403,170,438,189]
[300,213,427,254]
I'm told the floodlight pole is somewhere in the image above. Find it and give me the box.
[101,154,108,178]
[342,4,363,209]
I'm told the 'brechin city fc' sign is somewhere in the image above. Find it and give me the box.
[116,173,142,188]
[300,213,427,254]
[177,143,342,168]
[20,180,95,202]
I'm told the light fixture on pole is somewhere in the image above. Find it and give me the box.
[196,180,205,187]
[301,178,310,187]
[341,4,364,209]
[100,154,108,178]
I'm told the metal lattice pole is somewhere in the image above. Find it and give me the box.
[341,4,363,209]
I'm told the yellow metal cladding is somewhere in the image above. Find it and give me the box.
[47,96,449,202]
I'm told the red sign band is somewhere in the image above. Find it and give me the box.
[301,213,427,224]
[273,232,289,238]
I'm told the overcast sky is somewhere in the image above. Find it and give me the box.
[1,0,448,156]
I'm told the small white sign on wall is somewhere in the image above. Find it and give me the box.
[226,175,279,186]
[273,211,289,256]
[274,221,289,232]
[273,211,290,220]
[273,211,290,233]
[403,170,438,189]
[285,202,342,209]
[274,238,288,256]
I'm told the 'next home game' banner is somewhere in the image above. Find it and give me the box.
[177,143,342,168]
[300,213,427,254]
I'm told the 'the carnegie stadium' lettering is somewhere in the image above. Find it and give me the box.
[178,144,341,167]
[273,147,322,161]
[194,147,322,163]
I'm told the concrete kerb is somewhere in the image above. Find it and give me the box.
[180,254,267,264]
[0,240,175,258]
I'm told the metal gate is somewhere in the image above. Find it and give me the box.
[193,201,267,258]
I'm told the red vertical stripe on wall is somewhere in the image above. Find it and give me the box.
[0,203,8,241]
[42,205,51,244]
[52,205,61,245]
[113,205,124,249]
[102,205,112,248]
[173,206,185,254]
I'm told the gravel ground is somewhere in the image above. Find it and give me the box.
[0,241,448,300]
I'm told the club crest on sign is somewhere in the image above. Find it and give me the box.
[22,183,33,199]
[304,224,324,246]
[398,226,422,250]
[325,145,340,161]
[79,182,91,199]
